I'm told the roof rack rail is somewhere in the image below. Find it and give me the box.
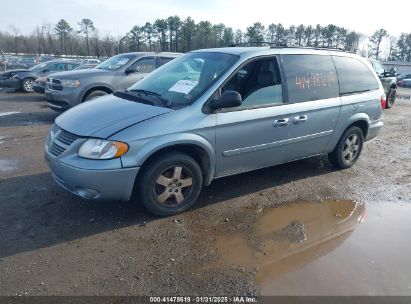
[276,46,347,52]
[229,41,286,47]
[229,42,347,52]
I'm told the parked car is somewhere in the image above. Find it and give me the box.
[0,60,80,92]
[33,76,47,94]
[45,52,180,111]
[80,58,102,65]
[368,59,397,108]
[45,47,384,216]
[398,79,411,88]
[396,73,411,82]
[73,63,98,70]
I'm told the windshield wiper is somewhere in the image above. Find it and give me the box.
[131,89,161,96]
[130,89,172,107]
[113,90,155,106]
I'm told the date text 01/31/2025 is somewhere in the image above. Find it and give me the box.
[149,296,258,303]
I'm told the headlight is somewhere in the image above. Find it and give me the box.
[78,138,129,159]
[11,74,18,79]
[61,79,80,88]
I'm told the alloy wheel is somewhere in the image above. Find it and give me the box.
[153,166,194,206]
[342,134,359,163]
[24,80,34,92]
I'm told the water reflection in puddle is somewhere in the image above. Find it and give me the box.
[215,200,365,292]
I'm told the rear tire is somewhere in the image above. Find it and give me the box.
[385,88,396,109]
[84,90,108,101]
[21,78,34,93]
[136,152,203,216]
[328,126,364,169]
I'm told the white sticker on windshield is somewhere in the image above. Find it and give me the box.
[168,80,198,94]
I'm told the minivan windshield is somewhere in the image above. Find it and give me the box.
[96,54,135,70]
[128,52,239,108]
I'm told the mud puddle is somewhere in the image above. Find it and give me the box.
[213,200,411,295]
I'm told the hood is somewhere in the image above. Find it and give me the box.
[48,68,111,79]
[55,94,173,138]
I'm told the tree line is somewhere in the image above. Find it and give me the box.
[1,16,410,62]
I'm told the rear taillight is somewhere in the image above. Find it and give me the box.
[380,95,386,109]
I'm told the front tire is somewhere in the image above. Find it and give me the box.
[385,88,396,109]
[21,78,34,93]
[136,152,203,216]
[328,126,364,169]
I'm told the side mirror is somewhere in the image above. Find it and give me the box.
[210,90,242,110]
[42,69,49,73]
[125,66,140,74]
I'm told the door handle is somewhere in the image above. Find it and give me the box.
[273,118,289,127]
[293,115,308,124]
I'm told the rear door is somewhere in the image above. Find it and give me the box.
[214,54,341,177]
[277,54,341,160]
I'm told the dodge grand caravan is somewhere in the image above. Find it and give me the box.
[45,47,384,216]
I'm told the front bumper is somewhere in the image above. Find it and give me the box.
[366,119,383,141]
[33,83,46,94]
[45,151,139,202]
[45,87,81,111]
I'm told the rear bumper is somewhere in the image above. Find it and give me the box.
[366,120,383,141]
[45,152,139,201]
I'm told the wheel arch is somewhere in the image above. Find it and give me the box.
[81,85,114,102]
[132,136,216,186]
[327,114,370,152]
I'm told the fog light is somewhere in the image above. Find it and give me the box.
[76,188,100,199]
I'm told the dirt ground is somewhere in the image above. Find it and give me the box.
[0,91,410,296]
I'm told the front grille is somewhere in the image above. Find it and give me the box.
[49,142,66,156]
[57,130,78,146]
[48,125,79,157]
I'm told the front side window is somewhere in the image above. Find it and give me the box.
[221,56,283,109]
[128,52,239,108]
[333,56,379,95]
[129,57,156,73]
[48,63,65,72]
[282,54,339,103]
[96,54,135,70]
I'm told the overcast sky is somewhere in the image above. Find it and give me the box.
[0,0,409,37]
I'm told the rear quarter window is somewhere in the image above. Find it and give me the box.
[281,54,339,103]
[333,56,379,95]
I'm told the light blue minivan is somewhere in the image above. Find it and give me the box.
[45,47,385,216]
